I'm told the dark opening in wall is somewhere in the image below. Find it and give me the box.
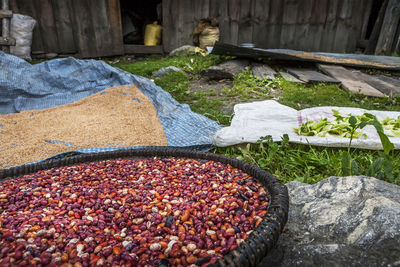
[120,0,162,45]
[365,0,384,39]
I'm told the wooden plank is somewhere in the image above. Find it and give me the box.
[309,0,328,51]
[0,9,12,18]
[280,0,299,49]
[0,36,15,46]
[279,72,306,83]
[251,0,271,48]
[51,0,77,54]
[318,64,386,97]
[252,63,277,80]
[354,72,400,96]
[180,0,194,47]
[88,0,113,56]
[209,0,229,43]
[265,2,278,47]
[162,0,171,52]
[237,0,253,44]
[1,0,10,53]
[286,68,340,84]
[33,0,60,53]
[69,0,97,58]
[162,0,180,52]
[394,25,400,54]
[294,0,314,51]
[107,0,124,56]
[124,45,163,54]
[375,0,400,55]
[212,42,400,70]
[320,0,340,52]
[226,0,241,45]
[332,0,352,53]
[346,0,365,52]
[365,0,389,54]
[376,75,400,93]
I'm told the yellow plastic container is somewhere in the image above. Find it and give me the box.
[144,22,162,46]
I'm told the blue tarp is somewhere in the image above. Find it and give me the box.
[0,52,222,159]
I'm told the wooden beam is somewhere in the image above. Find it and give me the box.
[318,64,386,97]
[2,0,10,52]
[0,9,12,18]
[285,67,340,84]
[0,36,15,46]
[375,0,400,55]
[124,45,163,54]
[279,72,306,83]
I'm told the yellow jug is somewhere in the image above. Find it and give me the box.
[144,22,162,46]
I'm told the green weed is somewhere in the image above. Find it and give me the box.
[223,70,274,101]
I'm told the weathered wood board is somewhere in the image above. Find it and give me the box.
[376,75,400,88]
[318,64,386,97]
[0,9,12,18]
[375,0,400,55]
[124,45,163,54]
[285,68,340,84]
[252,63,277,80]
[371,75,400,95]
[0,36,15,46]
[279,72,306,83]
[212,42,400,70]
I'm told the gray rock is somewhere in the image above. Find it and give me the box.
[169,45,197,57]
[152,66,185,78]
[201,59,249,80]
[259,176,400,267]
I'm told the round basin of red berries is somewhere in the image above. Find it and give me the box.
[0,148,288,267]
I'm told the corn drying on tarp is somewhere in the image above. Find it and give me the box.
[0,52,222,163]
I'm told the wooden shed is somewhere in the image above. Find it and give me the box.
[8,0,399,58]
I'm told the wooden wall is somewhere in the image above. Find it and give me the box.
[10,0,124,58]
[163,0,374,53]
[10,0,377,57]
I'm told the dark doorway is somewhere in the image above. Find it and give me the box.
[120,0,162,45]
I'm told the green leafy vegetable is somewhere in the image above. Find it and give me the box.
[294,110,400,138]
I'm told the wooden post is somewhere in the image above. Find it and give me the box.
[375,0,400,55]
[2,0,10,53]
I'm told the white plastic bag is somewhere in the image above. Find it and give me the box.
[213,100,400,150]
[10,14,36,60]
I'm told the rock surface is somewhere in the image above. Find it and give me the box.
[259,176,400,267]
[201,59,249,80]
[169,45,197,57]
[152,66,185,78]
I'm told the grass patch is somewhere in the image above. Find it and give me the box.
[222,70,275,101]
[110,55,223,77]
[214,136,400,185]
